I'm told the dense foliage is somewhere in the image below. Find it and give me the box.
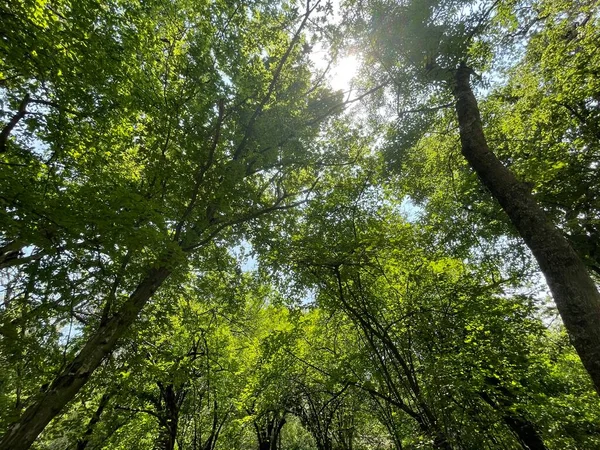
[1,0,599,449]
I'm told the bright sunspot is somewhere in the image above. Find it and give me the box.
[310,48,361,94]
[329,54,359,92]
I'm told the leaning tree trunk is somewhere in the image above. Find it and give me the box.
[479,390,547,450]
[73,391,112,450]
[452,64,600,394]
[0,266,171,450]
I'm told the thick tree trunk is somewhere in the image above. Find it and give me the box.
[0,266,171,450]
[452,64,600,394]
[272,417,285,450]
[413,407,451,450]
[413,414,451,450]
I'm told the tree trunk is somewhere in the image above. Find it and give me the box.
[156,384,180,450]
[156,423,177,450]
[255,412,286,450]
[0,266,171,450]
[479,390,547,450]
[452,64,600,394]
[503,416,548,450]
[73,392,112,450]
[202,400,228,450]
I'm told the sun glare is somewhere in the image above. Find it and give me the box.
[329,55,360,92]
[311,48,360,93]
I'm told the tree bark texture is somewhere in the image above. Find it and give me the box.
[0,266,171,450]
[452,64,600,395]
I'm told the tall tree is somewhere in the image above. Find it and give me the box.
[342,0,600,393]
[0,0,343,447]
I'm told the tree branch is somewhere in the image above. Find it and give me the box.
[0,94,30,153]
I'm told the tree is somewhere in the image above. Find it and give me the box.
[480,0,600,278]
[0,0,344,447]
[341,0,600,393]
